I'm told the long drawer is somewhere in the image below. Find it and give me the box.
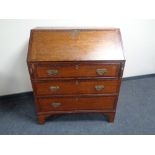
[37,96,116,112]
[34,79,120,95]
[35,63,121,78]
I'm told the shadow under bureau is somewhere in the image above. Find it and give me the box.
[27,28,125,124]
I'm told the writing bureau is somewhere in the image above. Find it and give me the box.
[27,28,125,124]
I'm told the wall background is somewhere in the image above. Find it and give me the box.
[0,19,155,96]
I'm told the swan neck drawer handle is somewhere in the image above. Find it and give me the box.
[47,69,59,76]
[50,86,60,91]
[95,85,105,91]
[51,102,61,108]
[96,69,107,75]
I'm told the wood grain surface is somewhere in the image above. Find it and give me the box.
[37,96,116,112]
[28,29,125,61]
[34,79,120,95]
[27,28,125,124]
[35,63,121,78]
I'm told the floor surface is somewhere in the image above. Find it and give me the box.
[0,76,155,134]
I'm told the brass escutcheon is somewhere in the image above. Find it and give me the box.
[75,64,79,69]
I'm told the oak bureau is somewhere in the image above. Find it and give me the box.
[27,28,125,124]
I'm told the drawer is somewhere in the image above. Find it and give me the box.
[34,79,120,95]
[76,96,116,110]
[37,96,116,112]
[78,80,120,94]
[35,63,120,78]
[35,80,77,95]
[38,97,76,112]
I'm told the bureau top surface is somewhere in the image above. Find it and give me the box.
[28,28,125,62]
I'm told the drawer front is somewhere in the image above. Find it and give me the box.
[78,80,120,94]
[38,96,116,112]
[34,79,120,95]
[76,96,116,110]
[38,97,76,112]
[35,81,77,95]
[35,63,120,78]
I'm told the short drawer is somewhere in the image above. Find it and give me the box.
[34,79,120,95]
[35,63,120,78]
[37,96,116,112]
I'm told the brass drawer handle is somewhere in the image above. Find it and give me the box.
[49,86,60,91]
[51,102,61,108]
[95,85,105,91]
[47,69,59,76]
[96,69,107,75]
